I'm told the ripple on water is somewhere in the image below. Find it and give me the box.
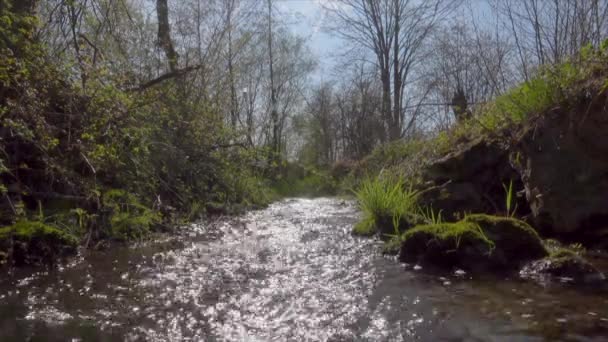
[0,197,607,341]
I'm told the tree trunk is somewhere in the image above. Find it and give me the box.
[156,0,178,72]
[267,0,279,157]
[391,0,402,141]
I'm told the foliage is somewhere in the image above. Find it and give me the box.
[0,2,278,258]
[0,220,78,246]
[354,176,419,236]
[0,219,78,266]
[101,189,160,241]
[272,163,337,197]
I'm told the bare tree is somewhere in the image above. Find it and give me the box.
[492,0,608,75]
[326,0,455,141]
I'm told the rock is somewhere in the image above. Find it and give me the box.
[399,215,547,271]
[514,101,608,239]
[399,221,495,270]
[0,220,78,266]
[520,251,605,285]
[419,138,527,219]
[463,214,548,266]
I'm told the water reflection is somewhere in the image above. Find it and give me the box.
[0,198,607,341]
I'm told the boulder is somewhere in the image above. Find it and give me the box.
[399,215,547,271]
[419,138,528,220]
[514,98,608,240]
[399,221,495,270]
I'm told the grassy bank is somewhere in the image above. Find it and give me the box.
[347,42,608,267]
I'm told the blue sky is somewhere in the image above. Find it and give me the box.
[275,0,495,81]
[275,0,342,80]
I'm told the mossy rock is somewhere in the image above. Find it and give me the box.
[0,220,78,266]
[463,214,548,266]
[399,215,548,271]
[399,221,495,269]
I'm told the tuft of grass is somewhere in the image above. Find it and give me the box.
[354,176,419,236]
[418,206,443,225]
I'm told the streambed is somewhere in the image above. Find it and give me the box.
[0,198,607,341]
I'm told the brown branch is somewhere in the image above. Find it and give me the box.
[128,65,203,92]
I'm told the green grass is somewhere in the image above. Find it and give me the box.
[354,176,419,236]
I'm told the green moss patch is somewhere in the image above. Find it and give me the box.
[463,214,548,265]
[399,221,495,269]
[0,220,78,266]
[398,215,548,271]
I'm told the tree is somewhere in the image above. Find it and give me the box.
[326,0,454,141]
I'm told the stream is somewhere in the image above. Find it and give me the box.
[1,198,608,341]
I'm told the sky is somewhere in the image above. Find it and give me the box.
[275,0,343,80]
[275,0,495,81]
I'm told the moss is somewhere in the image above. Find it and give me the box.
[399,221,495,268]
[463,214,548,264]
[0,220,78,266]
[549,248,579,259]
[398,215,548,271]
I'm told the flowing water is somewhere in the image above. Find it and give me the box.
[1,198,608,341]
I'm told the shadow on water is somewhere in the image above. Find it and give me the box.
[1,197,607,341]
